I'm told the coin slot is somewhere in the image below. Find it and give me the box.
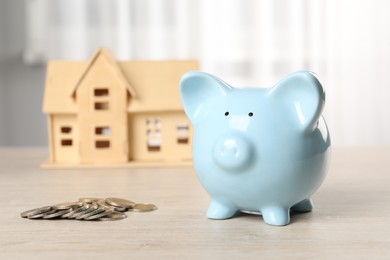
[60,126,72,134]
[61,139,73,146]
[95,140,110,149]
[95,126,110,136]
[94,88,109,97]
[177,123,189,144]
[94,102,109,110]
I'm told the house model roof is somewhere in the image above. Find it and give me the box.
[69,48,137,99]
[43,48,198,113]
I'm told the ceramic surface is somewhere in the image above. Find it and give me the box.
[180,71,331,226]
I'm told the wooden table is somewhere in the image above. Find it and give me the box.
[0,147,389,259]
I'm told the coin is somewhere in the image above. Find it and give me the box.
[76,206,105,220]
[62,204,91,219]
[96,199,127,212]
[106,197,135,209]
[85,208,114,220]
[97,199,113,209]
[130,203,158,212]
[96,211,127,221]
[79,198,102,204]
[104,199,127,212]
[21,206,52,218]
[53,202,83,210]
[43,208,72,219]
[73,203,98,219]
[28,208,57,219]
[113,206,127,212]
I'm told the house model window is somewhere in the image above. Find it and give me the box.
[95,126,111,136]
[94,87,109,110]
[177,123,189,144]
[95,102,109,110]
[96,140,110,148]
[147,118,161,152]
[94,88,109,96]
[61,139,73,146]
[61,126,72,134]
[95,126,111,149]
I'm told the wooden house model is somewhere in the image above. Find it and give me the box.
[42,48,198,168]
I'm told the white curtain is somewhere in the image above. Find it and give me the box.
[25,0,390,145]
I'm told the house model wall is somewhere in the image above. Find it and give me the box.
[42,48,198,168]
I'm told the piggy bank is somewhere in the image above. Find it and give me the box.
[180,71,330,226]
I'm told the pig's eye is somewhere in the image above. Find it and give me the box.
[224,112,229,116]
[248,112,254,117]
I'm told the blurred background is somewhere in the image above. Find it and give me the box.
[0,0,389,146]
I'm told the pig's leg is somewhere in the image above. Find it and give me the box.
[291,198,313,212]
[207,199,238,219]
[261,206,290,226]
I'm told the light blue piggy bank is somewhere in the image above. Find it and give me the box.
[180,71,330,226]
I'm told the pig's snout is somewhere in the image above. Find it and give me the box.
[213,133,253,171]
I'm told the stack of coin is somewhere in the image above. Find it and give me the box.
[21,197,157,221]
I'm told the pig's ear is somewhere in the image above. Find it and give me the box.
[180,71,231,123]
[269,71,325,133]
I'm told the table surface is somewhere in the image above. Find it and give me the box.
[0,147,389,259]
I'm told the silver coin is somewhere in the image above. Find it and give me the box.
[85,208,114,220]
[106,197,136,209]
[28,209,58,219]
[73,203,98,219]
[96,211,127,221]
[97,199,114,209]
[113,206,127,212]
[62,204,91,219]
[53,202,83,210]
[43,208,72,219]
[21,206,52,218]
[79,198,102,204]
[130,203,158,212]
[104,199,127,212]
[76,206,105,220]
[96,200,126,212]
